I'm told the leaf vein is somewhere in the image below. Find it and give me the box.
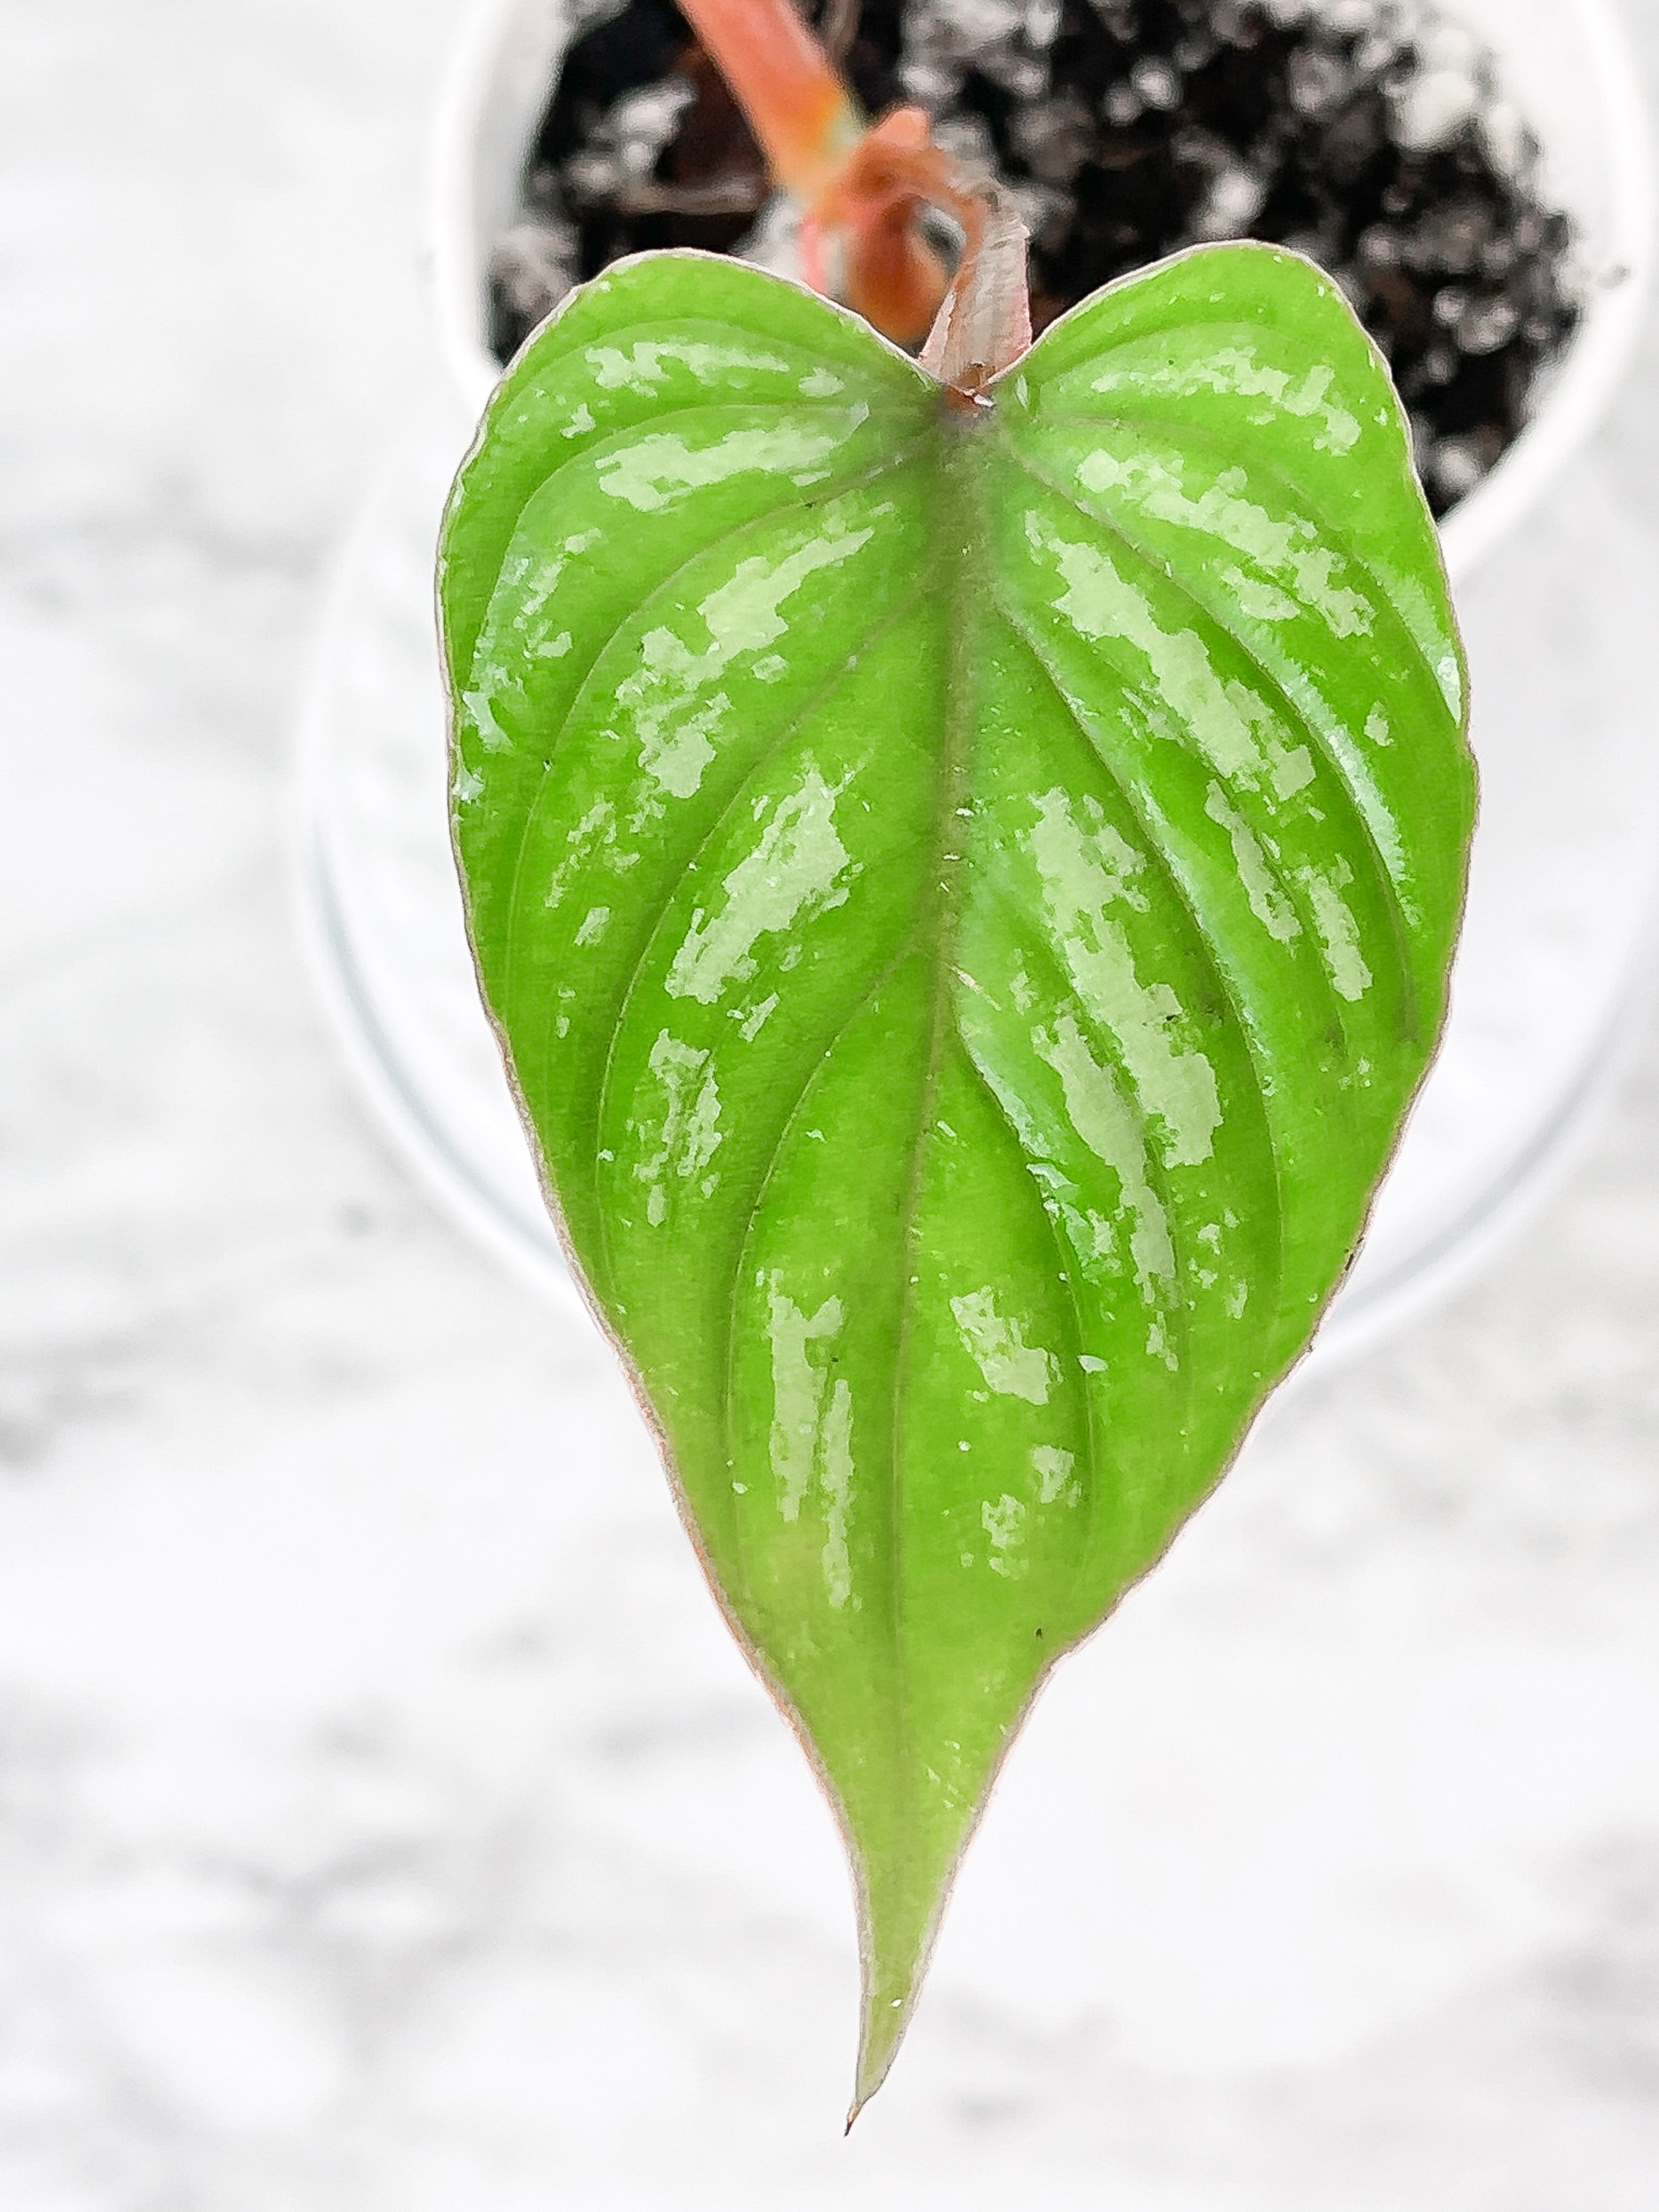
[951,1037,1107,1591]
[982,586,1290,1337]
[967,869,1197,1394]
[1030,399,1451,713]
[1003,441,1420,1045]
[720,942,920,1615]
[457,397,924,689]
[590,584,931,1274]
[495,443,925,1006]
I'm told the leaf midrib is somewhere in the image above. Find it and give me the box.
[877,419,986,1814]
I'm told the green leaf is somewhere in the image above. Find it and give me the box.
[439,244,1473,2111]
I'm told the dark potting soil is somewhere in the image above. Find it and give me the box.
[491,0,1581,516]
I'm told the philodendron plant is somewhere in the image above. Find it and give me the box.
[438,0,1474,2121]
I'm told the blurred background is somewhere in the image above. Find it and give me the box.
[5,1,1659,2205]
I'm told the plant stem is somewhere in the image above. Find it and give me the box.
[675,0,864,201]
[819,0,862,64]
[676,0,1032,387]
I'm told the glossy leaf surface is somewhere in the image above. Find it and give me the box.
[439,245,1473,2109]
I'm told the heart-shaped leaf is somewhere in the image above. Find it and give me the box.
[439,245,1472,2110]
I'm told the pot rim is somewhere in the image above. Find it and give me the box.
[429,0,1655,585]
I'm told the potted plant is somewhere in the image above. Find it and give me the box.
[432,0,1634,2116]
[290,0,1659,2123]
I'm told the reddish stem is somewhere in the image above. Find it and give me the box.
[675,0,863,200]
[676,0,1032,388]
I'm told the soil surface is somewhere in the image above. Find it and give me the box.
[493,0,1582,515]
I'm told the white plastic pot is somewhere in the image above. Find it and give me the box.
[429,0,1654,585]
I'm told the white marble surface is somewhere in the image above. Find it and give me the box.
[7,2,1659,2203]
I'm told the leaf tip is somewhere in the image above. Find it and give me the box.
[842,1763,987,2113]
[848,2002,905,2125]
[848,1908,927,2119]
